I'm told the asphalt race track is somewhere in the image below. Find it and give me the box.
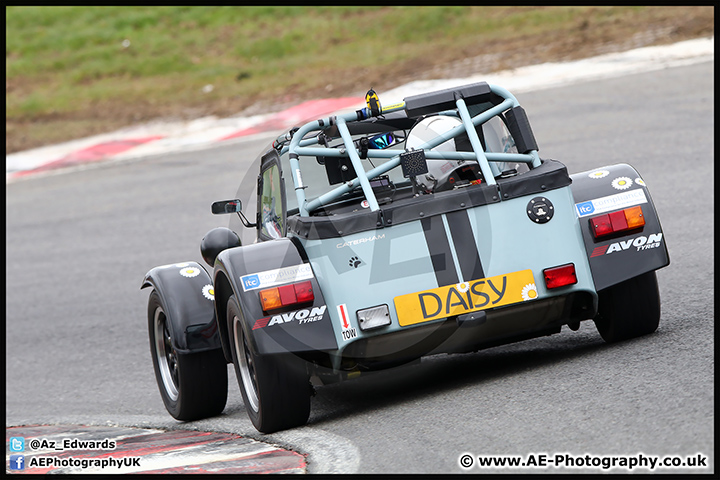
[6,61,714,474]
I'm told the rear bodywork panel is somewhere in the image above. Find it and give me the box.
[213,238,337,361]
[293,177,597,370]
[570,164,669,291]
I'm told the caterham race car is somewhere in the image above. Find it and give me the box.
[142,82,669,433]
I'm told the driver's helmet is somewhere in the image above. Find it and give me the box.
[405,115,478,191]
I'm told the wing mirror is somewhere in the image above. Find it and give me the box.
[211,199,256,228]
[211,199,243,214]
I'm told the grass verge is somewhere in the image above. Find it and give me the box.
[5,6,714,154]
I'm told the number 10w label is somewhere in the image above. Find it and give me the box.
[337,304,358,341]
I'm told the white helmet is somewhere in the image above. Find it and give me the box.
[405,115,480,192]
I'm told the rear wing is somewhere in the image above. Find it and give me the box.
[277,82,541,216]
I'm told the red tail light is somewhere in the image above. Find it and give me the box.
[543,263,577,289]
[260,280,314,312]
[294,281,315,303]
[277,284,297,305]
[590,206,645,239]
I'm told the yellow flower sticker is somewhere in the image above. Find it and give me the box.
[521,283,538,301]
[202,284,215,301]
[588,170,609,179]
[180,267,201,278]
[611,177,632,190]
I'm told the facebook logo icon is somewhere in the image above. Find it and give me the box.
[9,455,25,470]
[9,437,25,452]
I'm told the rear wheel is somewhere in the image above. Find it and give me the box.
[593,271,661,343]
[227,295,311,433]
[148,290,228,421]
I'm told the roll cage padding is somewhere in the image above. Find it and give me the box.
[505,106,539,154]
[325,110,415,137]
[404,82,496,117]
[497,159,569,200]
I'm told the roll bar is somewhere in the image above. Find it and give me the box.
[283,83,541,216]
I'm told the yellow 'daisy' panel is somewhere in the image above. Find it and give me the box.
[394,269,537,327]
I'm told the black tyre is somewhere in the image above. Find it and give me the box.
[227,295,311,433]
[593,271,661,343]
[148,290,228,421]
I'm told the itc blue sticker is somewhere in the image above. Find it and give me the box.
[575,189,648,218]
[240,264,314,292]
[242,274,260,290]
[576,201,595,216]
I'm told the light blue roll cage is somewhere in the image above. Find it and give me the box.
[278,84,542,217]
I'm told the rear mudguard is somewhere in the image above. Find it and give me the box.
[141,262,222,354]
[213,238,338,358]
[570,164,669,291]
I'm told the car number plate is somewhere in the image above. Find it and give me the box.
[394,269,537,327]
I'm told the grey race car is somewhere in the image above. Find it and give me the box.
[142,82,669,433]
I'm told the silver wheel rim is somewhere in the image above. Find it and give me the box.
[233,314,259,413]
[154,306,179,401]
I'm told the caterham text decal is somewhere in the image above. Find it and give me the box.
[590,233,663,258]
[575,189,647,218]
[336,234,385,249]
[240,264,314,291]
[252,305,327,329]
[394,269,536,327]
